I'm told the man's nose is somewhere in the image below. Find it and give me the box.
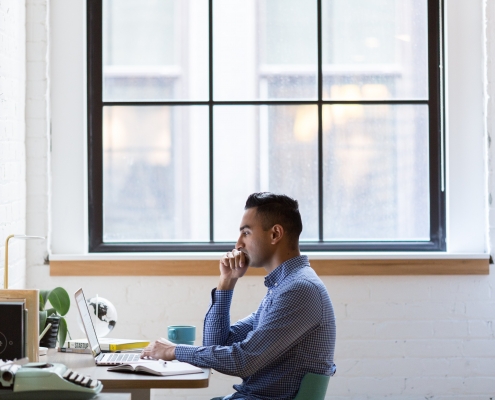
[236,236,243,250]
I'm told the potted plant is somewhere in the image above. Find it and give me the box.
[39,287,70,348]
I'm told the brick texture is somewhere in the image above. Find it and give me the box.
[0,0,26,289]
[25,0,49,266]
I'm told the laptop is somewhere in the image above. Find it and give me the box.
[74,288,145,366]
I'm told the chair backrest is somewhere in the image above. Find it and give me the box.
[293,372,330,400]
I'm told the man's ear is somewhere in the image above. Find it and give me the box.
[271,224,284,245]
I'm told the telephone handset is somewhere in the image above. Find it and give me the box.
[0,361,103,399]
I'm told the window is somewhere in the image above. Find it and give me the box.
[87,0,445,252]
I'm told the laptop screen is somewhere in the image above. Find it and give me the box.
[75,288,102,357]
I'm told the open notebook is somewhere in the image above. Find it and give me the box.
[108,360,203,376]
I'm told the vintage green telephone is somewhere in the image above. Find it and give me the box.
[0,361,102,399]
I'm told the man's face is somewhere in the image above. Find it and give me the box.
[235,208,274,268]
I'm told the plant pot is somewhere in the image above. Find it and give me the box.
[39,316,60,348]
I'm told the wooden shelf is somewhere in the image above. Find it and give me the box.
[50,258,489,276]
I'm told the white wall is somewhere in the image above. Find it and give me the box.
[487,0,495,247]
[13,0,495,399]
[446,0,487,253]
[26,0,50,266]
[0,0,27,289]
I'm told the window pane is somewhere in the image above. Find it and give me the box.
[322,0,428,100]
[103,106,209,241]
[213,0,317,100]
[103,0,208,101]
[323,105,429,240]
[213,105,318,241]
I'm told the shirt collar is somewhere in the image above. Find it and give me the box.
[264,255,309,288]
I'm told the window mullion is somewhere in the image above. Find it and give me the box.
[317,0,323,242]
[209,0,214,242]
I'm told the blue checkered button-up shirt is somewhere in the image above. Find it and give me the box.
[175,255,336,400]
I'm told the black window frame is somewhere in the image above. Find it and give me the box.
[87,0,445,253]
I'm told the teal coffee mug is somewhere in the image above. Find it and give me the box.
[168,325,196,345]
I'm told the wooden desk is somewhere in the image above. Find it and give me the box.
[45,349,210,400]
[93,395,131,400]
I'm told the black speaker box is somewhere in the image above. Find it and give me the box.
[0,302,25,361]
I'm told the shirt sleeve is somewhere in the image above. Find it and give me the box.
[175,281,322,378]
[202,288,255,346]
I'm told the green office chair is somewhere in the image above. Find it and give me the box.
[211,373,330,400]
[293,372,330,400]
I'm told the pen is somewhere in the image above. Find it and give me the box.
[115,349,144,353]
[58,346,91,354]
[39,323,52,341]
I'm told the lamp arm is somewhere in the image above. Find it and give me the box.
[4,234,14,289]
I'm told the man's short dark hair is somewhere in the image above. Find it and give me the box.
[245,192,303,247]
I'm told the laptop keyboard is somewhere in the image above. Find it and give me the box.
[107,353,141,363]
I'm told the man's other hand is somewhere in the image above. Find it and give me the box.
[218,249,248,290]
[140,338,177,361]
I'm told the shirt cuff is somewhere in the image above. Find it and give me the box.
[208,288,234,314]
[175,344,199,363]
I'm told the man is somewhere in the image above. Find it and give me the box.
[142,192,336,400]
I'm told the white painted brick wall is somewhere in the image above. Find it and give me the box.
[21,0,495,399]
[25,0,50,265]
[26,266,495,400]
[488,0,495,255]
[0,0,27,289]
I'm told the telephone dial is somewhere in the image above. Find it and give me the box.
[0,361,103,399]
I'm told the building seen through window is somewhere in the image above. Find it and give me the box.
[97,0,436,249]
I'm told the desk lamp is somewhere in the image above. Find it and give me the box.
[4,234,45,289]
